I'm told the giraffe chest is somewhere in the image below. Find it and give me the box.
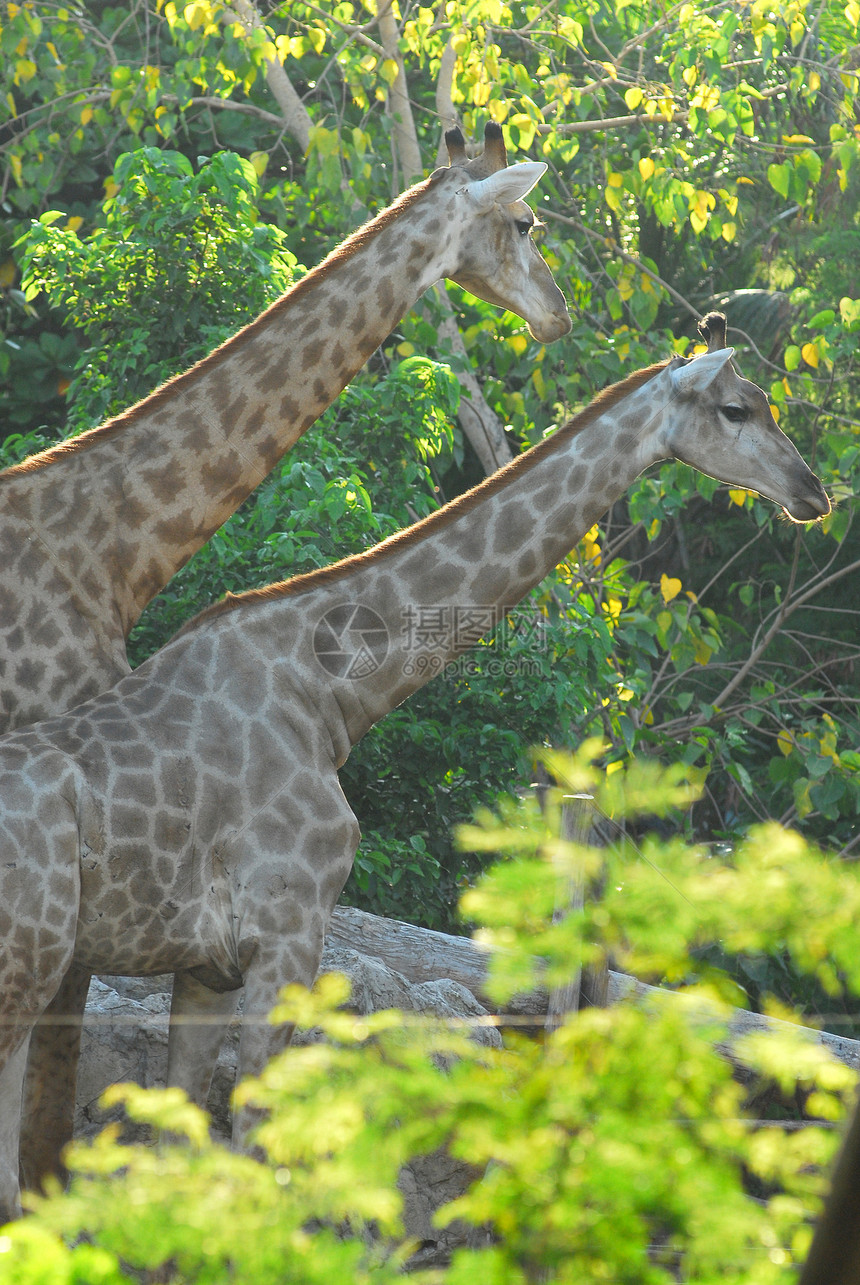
[69,740,243,979]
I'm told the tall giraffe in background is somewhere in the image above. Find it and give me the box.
[0,322,828,1220]
[3,121,568,735]
[8,120,570,1193]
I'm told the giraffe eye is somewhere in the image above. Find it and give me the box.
[721,404,748,423]
[515,217,533,237]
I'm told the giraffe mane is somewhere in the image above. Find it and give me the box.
[183,358,670,634]
[1,172,447,481]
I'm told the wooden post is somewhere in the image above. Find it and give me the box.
[545,793,592,1033]
[798,1089,860,1285]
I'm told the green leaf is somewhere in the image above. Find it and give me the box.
[767,162,791,198]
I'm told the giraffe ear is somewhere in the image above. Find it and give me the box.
[464,161,548,212]
[669,347,735,394]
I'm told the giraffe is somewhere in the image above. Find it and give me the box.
[6,120,571,1191]
[0,317,829,1221]
[3,121,568,738]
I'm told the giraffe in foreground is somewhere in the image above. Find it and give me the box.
[0,319,829,1220]
[5,121,570,1190]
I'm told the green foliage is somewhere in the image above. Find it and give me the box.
[16,147,296,431]
[2,752,857,1281]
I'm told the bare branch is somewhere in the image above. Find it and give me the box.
[376,0,422,183]
[220,0,313,152]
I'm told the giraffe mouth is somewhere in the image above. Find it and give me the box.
[781,481,831,523]
[528,311,573,343]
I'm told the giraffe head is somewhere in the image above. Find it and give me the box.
[662,313,830,522]
[435,121,571,344]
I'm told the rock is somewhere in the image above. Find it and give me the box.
[77,944,500,1252]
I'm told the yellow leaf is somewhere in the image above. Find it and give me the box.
[183,0,209,29]
[9,153,22,187]
[686,765,710,788]
[728,488,751,506]
[607,171,623,187]
[380,57,399,85]
[103,176,119,199]
[682,65,698,87]
[801,342,819,368]
[770,403,780,422]
[0,259,16,288]
[737,175,755,185]
[660,573,682,603]
[777,729,795,756]
[809,71,821,93]
[638,157,655,180]
[508,334,528,356]
[693,637,712,664]
[599,61,618,79]
[795,778,813,818]
[624,87,643,110]
[65,215,83,232]
[721,221,737,242]
[80,104,93,125]
[602,596,622,620]
[249,150,268,178]
[396,341,415,356]
[14,57,37,84]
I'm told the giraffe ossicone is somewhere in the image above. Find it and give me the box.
[0,323,828,1221]
[4,117,571,1195]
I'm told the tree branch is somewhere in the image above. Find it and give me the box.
[220,0,313,152]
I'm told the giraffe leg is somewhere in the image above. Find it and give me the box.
[231,965,307,1152]
[167,972,241,1110]
[0,775,80,1217]
[18,965,91,1195]
[0,1040,30,1224]
[226,777,361,1149]
[230,929,332,1151]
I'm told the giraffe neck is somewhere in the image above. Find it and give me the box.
[188,362,671,763]
[1,171,460,637]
